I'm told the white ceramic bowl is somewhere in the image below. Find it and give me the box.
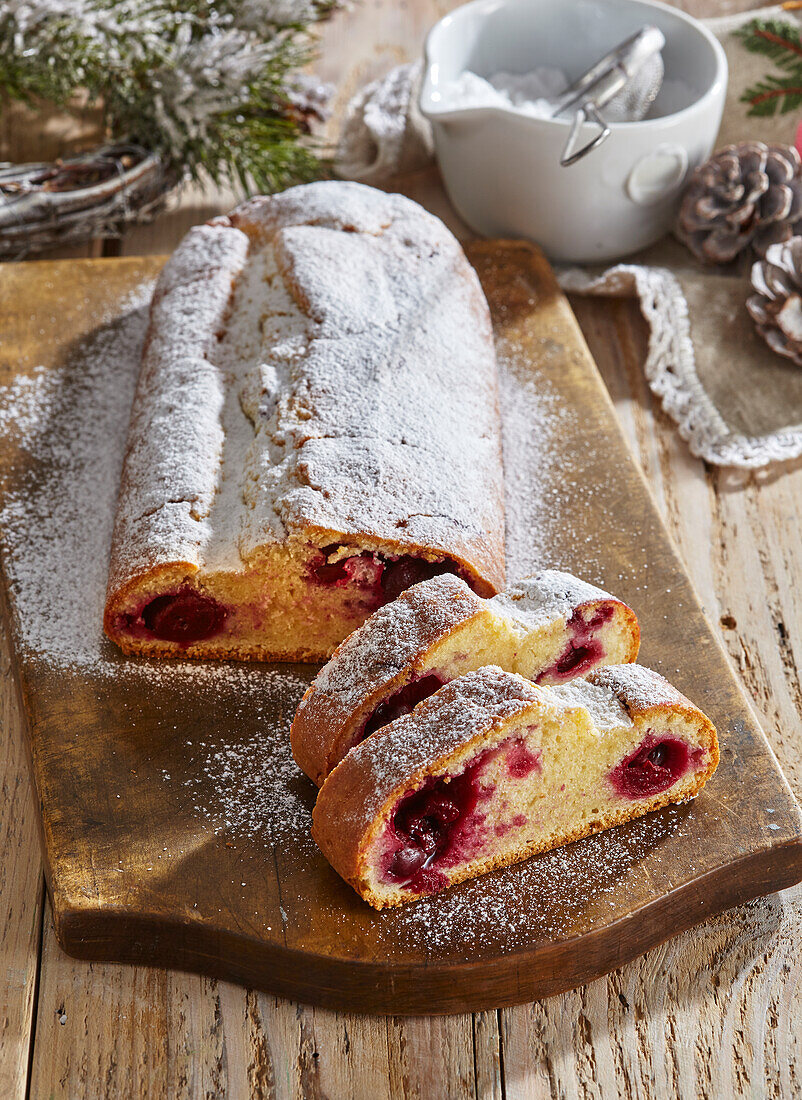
[420,0,727,263]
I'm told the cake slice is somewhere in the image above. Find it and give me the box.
[292,570,639,785]
[311,664,718,909]
[104,181,505,661]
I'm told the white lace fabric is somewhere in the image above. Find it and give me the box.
[557,265,802,468]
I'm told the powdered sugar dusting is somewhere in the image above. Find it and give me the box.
[549,677,633,730]
[496,326,644,594]
[591,663,691,712]
[106,225,249,591]
[176,672,316,847]
[0,366,62,438]
[499,365,571,577]
[492,569,618,630]
[0,286,152,672]
[0,283,318,857]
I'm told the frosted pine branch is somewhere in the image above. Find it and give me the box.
[0,0,338,191]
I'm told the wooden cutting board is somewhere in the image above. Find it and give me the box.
[0,242,800,1016]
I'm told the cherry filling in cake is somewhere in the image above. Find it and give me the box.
[139,589,227,644]
[609,733,702,799]
[383,749,496,889]
[362,673,447,740]
[537,604,616,682]
[311,551,384,590]
[311,546,462,607]
[505,740,541,778]
[381,737,540,892]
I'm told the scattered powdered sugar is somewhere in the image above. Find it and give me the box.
[377,802,693,951]
[496,332,641,590]
[177,674,316,848]
[0,286,152,673]
[0,366,62,438]
[498,362,574,576]
[0,288,316,854]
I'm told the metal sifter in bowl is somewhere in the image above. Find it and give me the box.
[551,26,666,166]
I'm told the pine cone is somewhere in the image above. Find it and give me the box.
[747,238,802,367]
[677,142,802,264]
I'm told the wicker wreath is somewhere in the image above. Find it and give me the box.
[0,145,176,260]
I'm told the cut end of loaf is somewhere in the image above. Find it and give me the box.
[104,543,491,661]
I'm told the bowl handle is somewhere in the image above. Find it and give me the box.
[626,144,689,206]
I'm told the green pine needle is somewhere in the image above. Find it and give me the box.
[737,17,802,116]
[736,18,802,71]
[0,1,337,193]
[741,74,802,118]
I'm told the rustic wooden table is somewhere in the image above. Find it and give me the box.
[2,1,799,1097]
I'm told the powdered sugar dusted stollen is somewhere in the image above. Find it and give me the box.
[311,664,719,909]
[291,569,640,786]
[104,180,505,662]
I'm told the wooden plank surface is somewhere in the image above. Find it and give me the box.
[2,0,799,1095]
[0,601,43,1097]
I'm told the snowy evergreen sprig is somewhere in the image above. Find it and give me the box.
[0,0,338,192]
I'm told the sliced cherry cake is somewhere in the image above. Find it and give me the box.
[292,570,639,786]
[311,664,718,909]
[104,181,504,661]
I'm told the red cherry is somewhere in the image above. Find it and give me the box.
[383,746,500,885]
[555,642,599,676]
[380,557,451,602]
[388,845,428,881]
[310,544,471,605]
[609,735,693,799]
[536,606,608,682]
[142,591,225,643]
[313,551,383,589]
[362,674,447,739]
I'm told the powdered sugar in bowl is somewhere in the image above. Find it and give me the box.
[420,0,727,263]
